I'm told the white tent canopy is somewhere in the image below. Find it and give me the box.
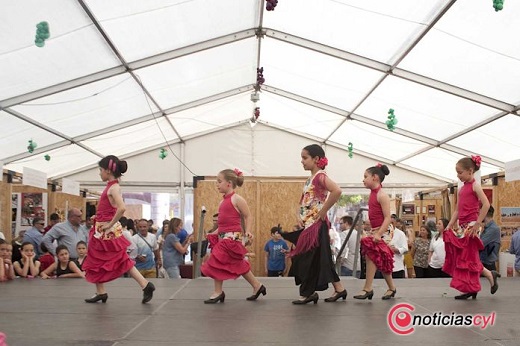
[1,0,519,193]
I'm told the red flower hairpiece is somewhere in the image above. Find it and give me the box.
[317,157,328,169]
[233,168,243,176]
[376,163,382,168]
[471,155,482,168]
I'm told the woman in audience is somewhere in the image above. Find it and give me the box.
[40,245,84,279]
[428,218,450,278]
[162,217,193,279]
[411,226,431,278]
[13,242,41,277]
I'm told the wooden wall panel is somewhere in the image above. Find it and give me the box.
[496,177,520,251]
[0,179,12,241]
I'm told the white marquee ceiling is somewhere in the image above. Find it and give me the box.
[1,0,519,191]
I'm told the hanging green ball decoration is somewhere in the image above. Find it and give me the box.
[347,142,354,159]
[386,108,398,131]
[159,148,167,160]
[35,21,50,47]
[27,139,37,153]
[493,0,504,11]
[44,154,51,161]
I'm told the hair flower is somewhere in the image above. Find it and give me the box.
[233,168,243,176]
[317,157,328,169]
[471,155,482,168]
[376,163,382,168]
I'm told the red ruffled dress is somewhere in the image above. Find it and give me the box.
[201,192,250,280]
[442,179,484,293]
[360,186,394,274]
[83,180,135,283]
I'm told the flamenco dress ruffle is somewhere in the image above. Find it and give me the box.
[282,220,339,297]
[442,230,483,293]
[360,237,394,274]
[201,235,250,280]
[83,223,135,284]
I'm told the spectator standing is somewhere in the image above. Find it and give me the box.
[23,218,45,258]
[264,226,289,277]
[42,208,88,260]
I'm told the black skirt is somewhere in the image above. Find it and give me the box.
[282,222,340,297]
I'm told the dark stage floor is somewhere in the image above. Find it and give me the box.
[0,276,518,346]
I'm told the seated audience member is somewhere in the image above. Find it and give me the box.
[40,245,84,279]
[38,243,55,273]
[0,239,15,281]
[74,241,88,271]
[11,230,25,263]
[43,213,61,235]
[13,242,41,277]
[480,206,501,271]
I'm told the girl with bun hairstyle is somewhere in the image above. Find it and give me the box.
[201,169,265,304]
[83,155,155,304]
[354,164,397,300]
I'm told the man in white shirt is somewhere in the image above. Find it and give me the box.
[375,218,408,279]
[338,216,361,278]
[132,219,161,278]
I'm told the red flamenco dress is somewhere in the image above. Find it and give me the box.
[442,230,483,293]
[83,180,135,283]
[201,192,250,280]
[442,178,485,293]
[360,186,394,275]
[281,171,340,297]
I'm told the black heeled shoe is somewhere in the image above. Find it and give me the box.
[292,292,319,305]
[381,288,397,300]
[353,290,374,300]
[142,282,155,304]
[204,292,225,304]
[246,285,267,301]
[85,293,108,303]
[454,292,477,300]
[491,270,499,294]
[324,289,347,302]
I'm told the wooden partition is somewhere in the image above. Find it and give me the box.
[194,177,306,276]
[0,177,12,241]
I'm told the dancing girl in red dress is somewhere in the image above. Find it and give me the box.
[83,155,155,304]
[201,169,265,303]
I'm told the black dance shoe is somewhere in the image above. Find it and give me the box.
[381,288,397,300]
[292,292,319,305]
[246,285,267,301]
[142,282,155,304]
[353,290,374,300]
[204,292,225,304]
[85,293,108,303]
[454,292,477,300]
[491,270,499,294]
[324,289,347,302]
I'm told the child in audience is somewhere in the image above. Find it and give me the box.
[0,239,15,281]
[38,243,55,273]
[13,242,41,277]
[74,241,88,271]
[40,245,84,279]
